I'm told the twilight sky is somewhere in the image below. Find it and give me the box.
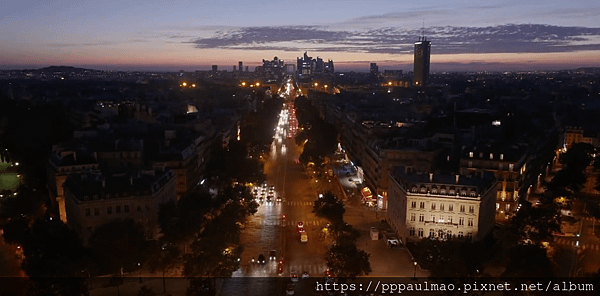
[1,0,599,72]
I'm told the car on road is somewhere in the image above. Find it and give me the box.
[290,273,298,282]
[297,222,304,229]
[302,271,309,279]
[269,250,277,260]
[300,232,308,243]
[257,253,266,264]
[277,260,284,275]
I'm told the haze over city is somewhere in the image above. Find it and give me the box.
[1,0,600,72]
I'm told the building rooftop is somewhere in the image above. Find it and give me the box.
[63,169,174,201]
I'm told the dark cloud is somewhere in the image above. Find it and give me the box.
[186,24,600,54]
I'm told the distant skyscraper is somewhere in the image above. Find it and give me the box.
[296,52,334,77]
[212,65,218,72]
[370,63,379,76]
[413,36,431,87]
[239,61,243,73]
[233,65,236,72]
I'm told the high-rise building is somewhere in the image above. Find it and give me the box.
[262,57,285,82]
[239,61,243,73]
[297,52,334,77]
[212,65,218,72]
[370,63,379,76]
[413,37,431,87]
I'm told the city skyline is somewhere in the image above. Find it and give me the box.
[1,0,600,72]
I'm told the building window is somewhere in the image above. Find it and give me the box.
[468,218,474,227]
[438,217,444,223]
[500,153,504,160]
[410,213,415,221]
[431,188,437,194]
[85,208,90,216]
[419,214,425,222]
[431,215,436,222]
[441,189,446,194]
[505,204,511,212]
[496,203,500,210]
[490,153,493,160]
[124,205,129,213]
[431,203,436,210]
[469,151,473,158]
[107,206,112,214]
[116,206,121,213]
[469,206,474,213]
[429,229,435,238]
[509,164,514,171]
[440,204,444,211]
[438,229,444,237]
[470,191,476,197]
[447,230,452,239]
[448,216,453,224]
[409,227,415,236]
[459,217,464,226]
[449,204,453,211]
[420,202,425,209]
[460,205,465,213]
[466,233,472,240]
[411,201,416,208]
[94,208,99,216]
[468,161,473,167]
[418,228,424,237]
[458,231,464,239]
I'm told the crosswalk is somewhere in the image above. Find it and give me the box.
[285,201,314,206]
[256,201,314,206]
[256,262,328,275]
[253,220,326,227]
[553,237,600,250]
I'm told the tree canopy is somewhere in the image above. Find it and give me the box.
[313,191,345,223]
[88,218,150,275]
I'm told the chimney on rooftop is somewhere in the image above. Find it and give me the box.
[455,174,460,184]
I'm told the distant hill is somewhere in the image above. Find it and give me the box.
[35,66,100,73]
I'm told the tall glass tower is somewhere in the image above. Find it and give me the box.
[414,37,431,87]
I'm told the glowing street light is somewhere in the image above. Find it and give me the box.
[182,82,187,87]
[314,82,318,87]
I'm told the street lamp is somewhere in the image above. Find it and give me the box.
[413,261,417,279]
[138,262,142,283]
